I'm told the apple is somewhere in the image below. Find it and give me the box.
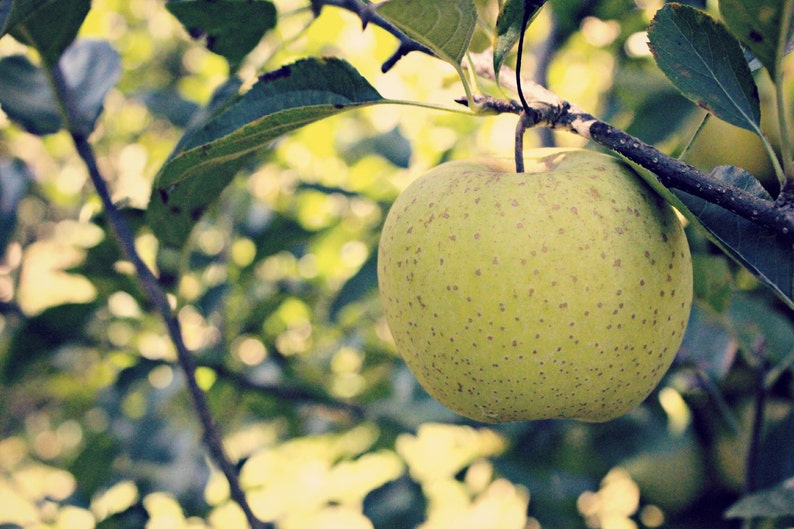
[377,148,693,423]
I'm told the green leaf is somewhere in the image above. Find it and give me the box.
[376,0,477,65]
[148,57,386,248]
[1,0,55,39]
[0,54,61,134]
[720,0,791,77]
[2,302,99,383]
[58,40,122,137]
[647,3,761,133]
[0,40,120,137]
[166,0,276,70]
[671,166,794,310]
[0,158,32,252]
[8,0,90,65]
[493,0,547,79]
[725,476,794,518]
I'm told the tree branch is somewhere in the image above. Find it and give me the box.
[461,51,794,240]
[311,0,434,72]
[51,67,269,529]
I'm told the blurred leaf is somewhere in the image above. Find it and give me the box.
[8,0,90,65]
[57,40,122,137]
[0,157,32,251]
[138,89,200,128]
[647,3,761,133]
[754,410,794,490]
[676,302,738,380]
[148,57,386,248]
[340,127,412,168]
[2,302,99,382]
[725,292,794,364]
[725,476,794,518]
[95,503,149,529]
[363,475,426,529]
[376,0,477,65]
[166,0,276,70]
[250,212,316,262]
[0,54,62,134]
[720,0,791,78]
[330,252,378,321]
[493,0,547,79]
[691,254,734,312]
[69,431,121,498]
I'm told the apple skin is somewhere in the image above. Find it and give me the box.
[377,148,693,423]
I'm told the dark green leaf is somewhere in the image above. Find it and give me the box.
[754,411,794,490]
[676,302,737,380]
[330,253,378,321]
[720,0,791,77]
[138,89,200,128]
[148,57,386,248]
[647,3,761,133]
[631,163,794,310]
[0,54,62,134]
[671,166,794,310]
[1,0,55,39]
[376,0,477,65]
[493,0,547,79]
[58,40,122,137]
[8,0,90,65]
[725,476,794,518]
[725,292,794,365]
[166,0,276,70]
[0,158,32,251]
[2,302,99,382]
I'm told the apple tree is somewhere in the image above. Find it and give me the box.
[0,1,793,528]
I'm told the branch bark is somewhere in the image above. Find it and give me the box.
[464,51,794,240]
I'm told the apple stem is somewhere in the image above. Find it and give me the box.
[514,112,535,173]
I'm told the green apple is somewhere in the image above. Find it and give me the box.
[377,148,693,423]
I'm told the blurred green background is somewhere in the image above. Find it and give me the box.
[1,1,793,528]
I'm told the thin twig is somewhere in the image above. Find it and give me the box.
[50,63,268,529]
[71,136,270,529]
[313,0,434,72]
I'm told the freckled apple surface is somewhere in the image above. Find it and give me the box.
[377,148,693,423]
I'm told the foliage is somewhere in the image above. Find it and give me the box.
[0,1,793,529]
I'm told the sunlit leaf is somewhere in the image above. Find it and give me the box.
[647,3,761,133]
[725,476,794,518]
[376,0,477,65]
[8,0,90,65]
[493,0,547,79]
[720,0,791,77]
[166,0,276,70]
[148,57,387,248]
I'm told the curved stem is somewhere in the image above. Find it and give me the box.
[774,0,794,188]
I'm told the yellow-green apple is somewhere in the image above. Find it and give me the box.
[377,148,693,422]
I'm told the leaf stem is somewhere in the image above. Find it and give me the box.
[677,112,710,161]
[774,0,794,188]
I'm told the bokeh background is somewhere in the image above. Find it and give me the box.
[1,1,793,528]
